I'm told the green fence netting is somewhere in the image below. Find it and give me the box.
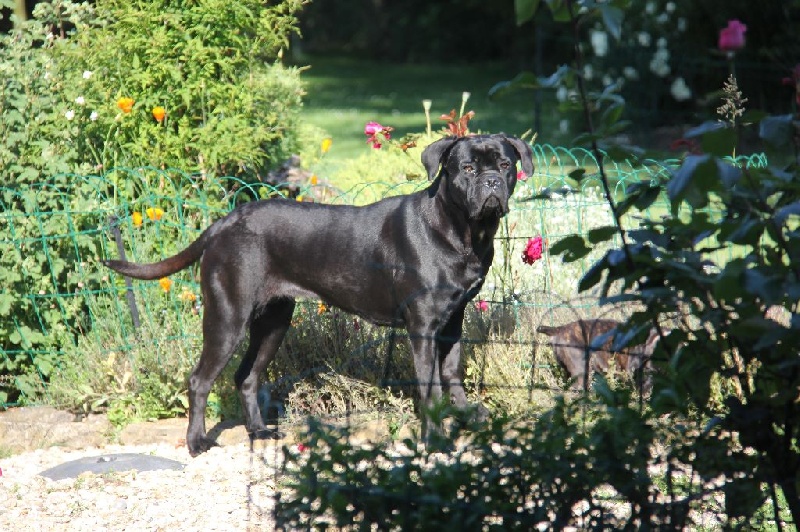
[0,145,768,407]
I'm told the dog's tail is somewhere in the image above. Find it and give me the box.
[103,230,209,280]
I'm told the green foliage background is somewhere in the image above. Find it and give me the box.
[0,0,307,403]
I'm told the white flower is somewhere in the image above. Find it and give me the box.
[556,85,568,102]
[44,71,51,80]
[623,66,639,80]
[90,111,99,121]
[602,75,613,87]
[65,109,75,121]
[46,32,54,41]
[650,49,671,78]
[670,77,692,101]
[75,96,85,106]
[590,30,608,57]
[82,70,92,79]
[656,13,669,24]
[583,64,594,81]
[666,2,676,12]
[657,37,667,48]
[645,2,656,14]
[638,32,651,47]
[559,119,570,135]
[677,18,687,32]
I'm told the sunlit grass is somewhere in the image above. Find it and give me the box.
[297,56,563,176]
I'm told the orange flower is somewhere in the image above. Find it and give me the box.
[309,174,318,186]
[152,106,166,122]
[117,97,134,113]
[132,211,143,227]
[321,138,332,154]
[179,288,196,302]
[159,277,173,292]
[145,207,164,221]
[317,301,327,314]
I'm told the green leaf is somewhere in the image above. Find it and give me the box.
[514,0,541,26]
[579,256,607,292]
[599,5,624,41]
[587,225,618,244]
[759,114,794,148]
[700,125,737,158]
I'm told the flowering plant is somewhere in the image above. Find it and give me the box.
[364,121,394,149]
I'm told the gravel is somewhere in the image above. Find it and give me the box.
[0,441,285,531]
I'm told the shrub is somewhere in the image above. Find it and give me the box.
[0,0,306,404]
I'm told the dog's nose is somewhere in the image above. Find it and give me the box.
[483,176,501,190]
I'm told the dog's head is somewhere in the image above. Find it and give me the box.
[422,134,534,220]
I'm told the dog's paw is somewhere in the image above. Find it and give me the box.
[188,437,219,457]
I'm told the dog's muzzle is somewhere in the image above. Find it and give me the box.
[472,173,509,219]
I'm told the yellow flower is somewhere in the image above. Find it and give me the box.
[145,207,164,221]
[317,301,327,314]
[296,195,304,202]
[117,97,134,113]
[152,106,166,122]
[179,288,197,302]
[321,137,333,154]
[159,277,173,292]
[132,211,143,227]
[309,174,318,186]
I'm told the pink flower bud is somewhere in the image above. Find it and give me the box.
[718,20,747,52]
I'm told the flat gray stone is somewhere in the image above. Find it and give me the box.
[39,453,184,481]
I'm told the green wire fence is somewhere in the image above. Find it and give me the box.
[0,145,768,408]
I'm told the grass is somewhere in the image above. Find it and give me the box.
[296,56,562,175]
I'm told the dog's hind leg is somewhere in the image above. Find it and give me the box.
[235,298,295,438]
[186,302,250,456]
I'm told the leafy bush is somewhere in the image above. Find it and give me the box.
[0,0,306,404]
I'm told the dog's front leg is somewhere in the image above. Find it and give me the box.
[409,331,445,438]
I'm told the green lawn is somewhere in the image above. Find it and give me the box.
[296,56,561,170]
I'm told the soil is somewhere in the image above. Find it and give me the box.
[0,406,296,531]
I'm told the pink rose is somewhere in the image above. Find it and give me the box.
[475,299,489,312]
[522,236,544,265]
[364,121,384,136]
[516,169,528,181]
[364,121,392,149]
[718,20,747,53]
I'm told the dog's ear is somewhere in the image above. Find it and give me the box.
[421,136,459,180]
[501,135,535,178]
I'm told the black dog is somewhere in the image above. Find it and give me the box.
[104,134,534,456]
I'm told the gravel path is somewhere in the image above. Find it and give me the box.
[1,441,285,531]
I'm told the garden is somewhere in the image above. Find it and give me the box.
[1,0,799,528]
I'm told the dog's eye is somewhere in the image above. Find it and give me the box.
[499,161,511,170]
[463,164,475,173]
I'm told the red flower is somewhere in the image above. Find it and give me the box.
[782,63,800,106]
[475,300,489,312]
[522,236,544,265]
[718,20,747,53]
[516,169,528,181]
[297,443,308,452]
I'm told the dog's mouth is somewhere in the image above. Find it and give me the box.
[473,193,508,220]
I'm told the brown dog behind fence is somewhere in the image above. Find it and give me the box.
[537,318,658,392]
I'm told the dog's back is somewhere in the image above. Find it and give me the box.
[537,319,656,390]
